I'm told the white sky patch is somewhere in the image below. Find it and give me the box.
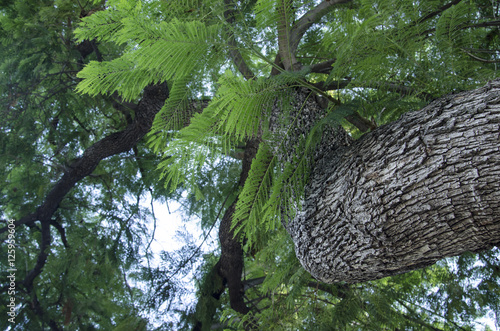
[139,195,219,328]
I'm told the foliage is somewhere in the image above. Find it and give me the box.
[1,0,500,330]
[0,0,179,329]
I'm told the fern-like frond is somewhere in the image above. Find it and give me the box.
[74,0,144,44]
[262,138,312,231]
[254,0,278,30]
[76,55,156,101]
[208,70,304,140]
[325,12,385,82]
[211,74,269,139]
[150,76,196,134]
[77,14,225,99]
[74,9,128,44]
[233,87,335,250]
[232,143,275,247]
[435,1,476,49]
[157,139,214,194]
[121,18,224,80]
[154,70,307,200]
[157,105,234,193]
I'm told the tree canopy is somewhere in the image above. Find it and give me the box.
[1,0,500,330]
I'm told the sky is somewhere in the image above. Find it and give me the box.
[141,198,218,327]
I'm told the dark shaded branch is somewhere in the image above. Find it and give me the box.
[1,83,169,234]
[461,48,500,63]
[311,79,351,91]
[22,220,52,292]
[216,138,261,315]
[313,79,434,101]
[2,84,168,301]
[345,112,377,132]
[50,219,69,248]
[270,53,285,76]
[190,139,262,330]
[243,276,266,291]
[309,59,337,74]
[415,0,463,25]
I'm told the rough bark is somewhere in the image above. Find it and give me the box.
[287,80,500,283]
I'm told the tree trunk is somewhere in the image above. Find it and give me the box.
[286,80,500,283]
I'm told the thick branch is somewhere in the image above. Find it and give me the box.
[290,79,500,283]
[309,59,337,74]
[344,112,376,132]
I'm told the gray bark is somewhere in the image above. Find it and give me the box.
[285,80,500,283]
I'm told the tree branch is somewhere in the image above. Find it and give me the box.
[223,0,255,80]
[277,0,298,71]
[344,112,377,132]
[2,84,169,304]
[50,219,69,248]
[461,48,500,63]
[216,139,260,316]
[415,0,463,25]
[309,58,337,74]
[313,79,434,101]
[291,79,500,283]
[289,0,352,55]
[243,276,266,291]
[22,220,51,292]
[1,84,169,234]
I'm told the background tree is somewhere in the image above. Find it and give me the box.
[1,0,500,330]
[0,0,190,329]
